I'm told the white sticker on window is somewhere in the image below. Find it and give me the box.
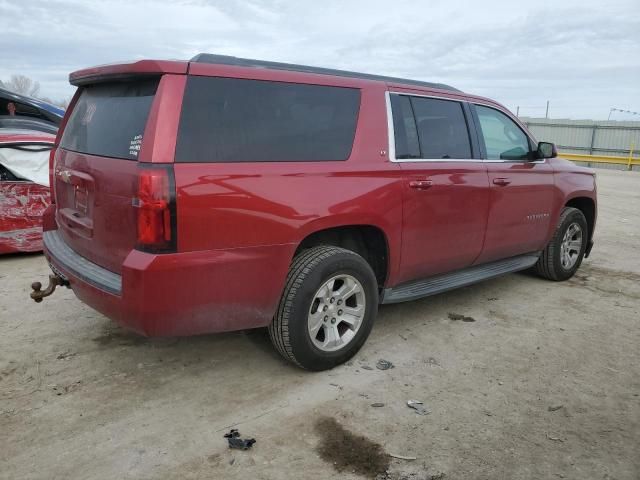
[129,134,143,157]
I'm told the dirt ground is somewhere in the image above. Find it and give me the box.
[1,169,639,480]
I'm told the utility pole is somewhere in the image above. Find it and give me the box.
[516,106,520,117]
[545,100,549,119]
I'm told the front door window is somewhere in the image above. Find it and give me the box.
[476,106,530,161]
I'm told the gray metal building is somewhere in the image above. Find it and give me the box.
[520,118,640,158]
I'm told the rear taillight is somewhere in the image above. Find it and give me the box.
[134,164,177,253]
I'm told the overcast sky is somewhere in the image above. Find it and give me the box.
[1,0,639,119]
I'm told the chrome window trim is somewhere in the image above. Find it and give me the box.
[385,91,397,162]
[386,91,546,164]
[388,90,465,101]
[396,158,487,163]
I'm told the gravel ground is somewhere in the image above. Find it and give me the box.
[1,168,639,480]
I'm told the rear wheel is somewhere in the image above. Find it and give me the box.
[269,246,378,371]
[534,207,588,281]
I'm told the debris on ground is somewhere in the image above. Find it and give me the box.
[376,359,394,370]
[56,351,76,360]
[376,471,444,480]
[315,416,390,478]
[546,433,564,442]
[224,429,256,450]
[371,403,385,408]
[407,400,430,415]
[388,453,417,461]
[361,365,374,370]
[548,405,564,412]
[52,380,82,396]
[448,313,476,322]
[425,357,441,367]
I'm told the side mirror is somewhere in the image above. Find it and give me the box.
[537,142,557,159]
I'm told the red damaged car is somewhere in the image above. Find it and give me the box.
[0,130,54,253]
[1,87,64,253]
[33,55,596,370]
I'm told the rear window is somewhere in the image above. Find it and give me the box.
[60,79,158,160]
[175,77,360,162]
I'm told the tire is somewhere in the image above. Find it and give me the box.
[534,207,588,281]
[269,246,379,371]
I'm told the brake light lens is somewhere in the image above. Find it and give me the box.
[135,165,177,252]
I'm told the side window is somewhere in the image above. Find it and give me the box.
[175,77,360,162]
[410,97,472,159]
[390,95,420,159]
[475,105,531,161]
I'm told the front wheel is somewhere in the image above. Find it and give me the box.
[269,246,378,371]
[534,207,588,281]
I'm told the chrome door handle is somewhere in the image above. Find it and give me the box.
[493,177,511,186]
[409,179,433,190]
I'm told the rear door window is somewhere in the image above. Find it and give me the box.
[175,77,360,162]
[60,79,159,160]
[409,97,472,159]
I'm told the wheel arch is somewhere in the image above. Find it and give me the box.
[565,196,596,242]
[294,224,391,288]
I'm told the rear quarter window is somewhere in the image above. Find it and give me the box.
[175,77,360,162]
[60,79,158,160]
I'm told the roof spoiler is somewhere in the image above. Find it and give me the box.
[69,60,188,87]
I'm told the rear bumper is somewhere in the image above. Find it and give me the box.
[43,229,294,336]
[44,231,121,293]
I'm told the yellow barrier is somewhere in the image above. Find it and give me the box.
[560,152,640,169]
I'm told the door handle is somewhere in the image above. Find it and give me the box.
[493,177,511,186]
[409,179,433,190]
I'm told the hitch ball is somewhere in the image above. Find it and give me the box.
[30,275,69,303]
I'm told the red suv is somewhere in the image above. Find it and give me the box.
[34,54,597,370]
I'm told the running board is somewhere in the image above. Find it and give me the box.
[381,253,540,304]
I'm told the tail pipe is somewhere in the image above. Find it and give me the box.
[30,274,70,303]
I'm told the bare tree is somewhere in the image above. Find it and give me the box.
[58,97,71,109]
[3,74,69,109]
[38,96,71,109]
[5,74,40,97]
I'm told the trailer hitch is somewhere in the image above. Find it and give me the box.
[30,274,70,303]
